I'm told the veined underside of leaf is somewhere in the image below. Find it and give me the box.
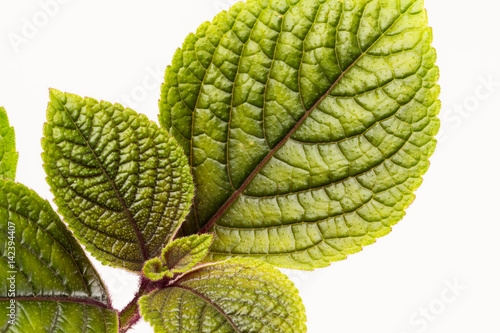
[42,90,194,271]
[160,0,440,269]
[0,180,118,332]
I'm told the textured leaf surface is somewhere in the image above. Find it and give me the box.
[143,234,213,280]
[140,258,306,333]
[0,107,18,180]
[159,0,440,269]
[0,180,118,332]
[42,90,194,271]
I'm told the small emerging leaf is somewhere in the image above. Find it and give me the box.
[161,234,213,273]
[139,258,307,333]
[143,234,213,281]
[160,0,440,269]
[42,89,194,271]
[143,257,169,281]
[0,107,18,180]
[0,179,118,332]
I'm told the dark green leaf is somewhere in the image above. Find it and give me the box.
[42,90,194,271]
[0,179,118,332]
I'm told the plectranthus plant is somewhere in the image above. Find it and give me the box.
[0,0,440,332]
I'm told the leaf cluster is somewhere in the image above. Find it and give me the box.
[0,0,439,332]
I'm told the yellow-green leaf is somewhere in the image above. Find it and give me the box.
[143,234,213,281]
[159,0,440,269]
[140,258,306,332]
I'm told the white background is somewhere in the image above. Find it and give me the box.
[1,0,499,332]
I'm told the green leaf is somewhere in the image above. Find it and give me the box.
[0,107,18,180]
[161,234,213,272]
[0,179,118,332]
[159,0,440,269]
[42,89,194,271]
[143,234,213,281]
[139,258,306,332]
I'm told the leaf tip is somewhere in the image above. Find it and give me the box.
[48,87,63,99]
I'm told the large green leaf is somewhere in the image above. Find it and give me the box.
[42,90,194,271]
[0,107,18,180]
[0,179,118,332]
[139,258,306,332]
[159,0,440,269]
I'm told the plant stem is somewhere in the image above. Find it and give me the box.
[118,276,153,333]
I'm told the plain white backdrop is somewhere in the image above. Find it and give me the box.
[1,0,499,332]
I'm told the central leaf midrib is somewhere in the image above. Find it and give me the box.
[60,102,149,261]
[199,5,410,234]
[165,238,208,270]
[170,285,242,333]
[166,250,191,270]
